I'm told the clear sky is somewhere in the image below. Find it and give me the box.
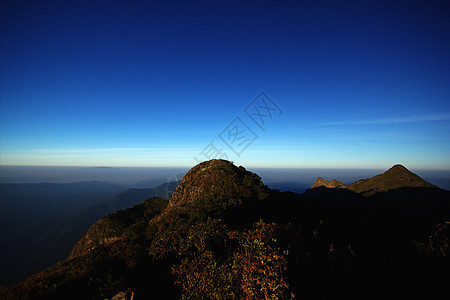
[1,0,449,169]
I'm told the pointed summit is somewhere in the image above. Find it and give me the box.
[385,164,409,173]
[346,164,435,196]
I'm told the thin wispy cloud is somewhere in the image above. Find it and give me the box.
[1,147,199,166]
[28,147,198,153]
[313,113,450,127]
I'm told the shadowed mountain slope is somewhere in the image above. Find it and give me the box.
[0,182,177,285]
[2,160,448,300]
[69,197,169,259]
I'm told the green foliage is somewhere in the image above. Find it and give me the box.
[229,221,289,299]
[415,222,450,259]
[148,210,191,258]
[171,220,289,299]
[173,251,234,299]
[149,160,273,259]
[3,238,145,299]
[70,197,168,257]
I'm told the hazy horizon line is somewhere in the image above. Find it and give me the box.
[1,164,449,172]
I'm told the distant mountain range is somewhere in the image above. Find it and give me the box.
[1,160,448,300]
[0,181,177,285]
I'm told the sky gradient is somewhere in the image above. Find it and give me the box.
[1,0,449,169]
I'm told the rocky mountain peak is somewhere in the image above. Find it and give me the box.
[311,177,345,189]
[168,159,270,207]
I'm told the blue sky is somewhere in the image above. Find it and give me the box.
[1,0,449,169]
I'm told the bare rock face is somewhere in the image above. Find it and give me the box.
[150,159,272,229]
[167,159,271,208]
[311,177,345,189]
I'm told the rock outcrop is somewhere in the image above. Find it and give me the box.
[311,177,345,189]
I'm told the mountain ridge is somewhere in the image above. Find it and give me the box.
[310,164,437,196]
[2,160,448,300]
[0,181,177,285]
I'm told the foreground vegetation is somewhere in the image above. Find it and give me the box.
[1,160,448,299]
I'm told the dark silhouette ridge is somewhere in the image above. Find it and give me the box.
[1,160,448,300]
